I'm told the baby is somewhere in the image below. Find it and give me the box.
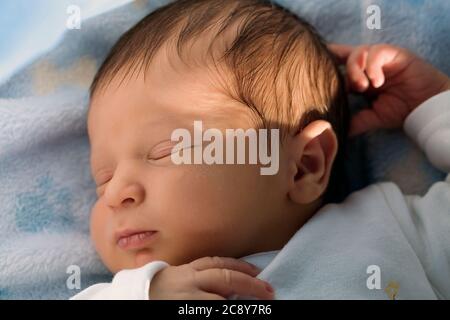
[72,0,450,299]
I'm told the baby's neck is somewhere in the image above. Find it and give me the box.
[244,199,322,256]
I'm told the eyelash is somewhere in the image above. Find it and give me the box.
[100,177,112,185]
[146,144,177,161]
[147,144,198,161]
[146,151,172,161]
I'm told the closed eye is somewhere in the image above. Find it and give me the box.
[147,144,199,162]
[98,177,112,186]
[146,148,173,161]
[147,140,178,161]
[95,176,112,197]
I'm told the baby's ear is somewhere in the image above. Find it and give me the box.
[287,120,338,205]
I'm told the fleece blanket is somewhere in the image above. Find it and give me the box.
[0,0,448,299]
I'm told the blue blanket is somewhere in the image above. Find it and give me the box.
[0,0,448,299]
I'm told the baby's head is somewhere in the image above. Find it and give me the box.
[88,0,349,273]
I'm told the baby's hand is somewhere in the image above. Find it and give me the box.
[329,43,450,136]
[148,256,274,300]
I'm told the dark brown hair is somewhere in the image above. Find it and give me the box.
[90,0,350,203]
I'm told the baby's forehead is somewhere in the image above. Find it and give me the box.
[87,65,255,140]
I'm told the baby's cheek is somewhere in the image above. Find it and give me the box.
[90,202,111,262]
[169,223,237,263]
[150,164,266,259]
[89,201,103,240]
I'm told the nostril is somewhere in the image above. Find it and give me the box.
[122,198,135,206]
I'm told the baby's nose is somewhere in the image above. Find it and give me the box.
[105,183,145,209]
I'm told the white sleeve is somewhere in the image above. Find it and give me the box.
[401,90,450,298]
[404,90,450,174]
[70,261,169,300]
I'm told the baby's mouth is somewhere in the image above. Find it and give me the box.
[116,230,158,250]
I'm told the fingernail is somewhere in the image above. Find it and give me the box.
[374,79,384,88]
[360,80,368,90]
[265,282,274,293]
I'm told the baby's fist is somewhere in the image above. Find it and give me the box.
[330,43,450,136]
[148,256,274,300]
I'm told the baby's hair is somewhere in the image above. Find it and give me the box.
[90,0,350,203]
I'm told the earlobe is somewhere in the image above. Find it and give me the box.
[288,120,338,205]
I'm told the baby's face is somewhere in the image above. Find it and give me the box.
[88,55,291,273]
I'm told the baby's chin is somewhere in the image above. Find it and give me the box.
[106,247,226,273]
[105,249,157,273]
[134,249,158,268]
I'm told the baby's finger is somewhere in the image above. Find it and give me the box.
[189,256,260,277]
[365,44,396,88]
[346,45,370,92]
[328,43,354,64]
[365,44,415,88]
[195,268,274,300]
